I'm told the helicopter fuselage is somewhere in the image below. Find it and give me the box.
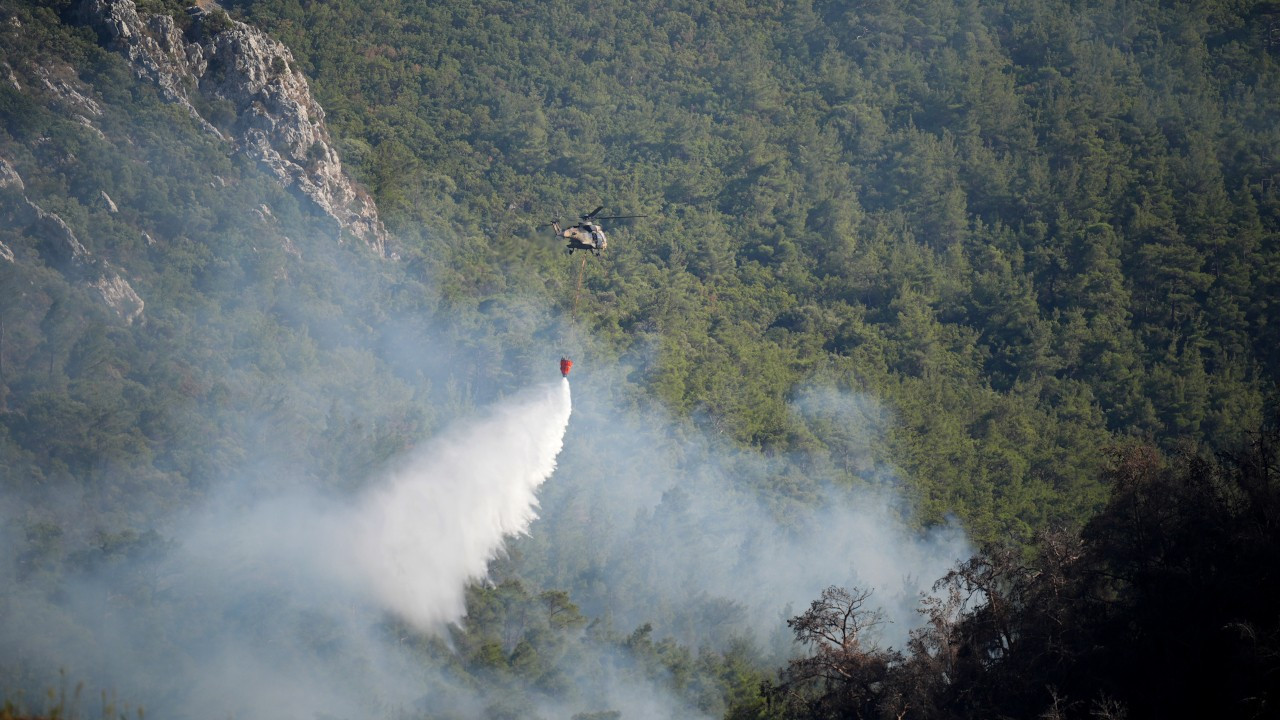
[561,222,607,255]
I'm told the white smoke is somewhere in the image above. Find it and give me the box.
[3,352,966,719]
[521,374,972,653]
[177,377,573,629]
[1,377,574,717]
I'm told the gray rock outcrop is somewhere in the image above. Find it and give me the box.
[0,157,145,324]
[78,0,219,135]
[78,0,389,255]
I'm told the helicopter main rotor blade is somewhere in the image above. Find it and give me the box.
[580,206,606,220]
[593,215,648,220]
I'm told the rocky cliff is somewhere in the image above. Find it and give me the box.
[77,0,389,256]
[1,157,145,325]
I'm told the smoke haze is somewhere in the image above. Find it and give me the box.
[1,378,573,718]
[522,373,971,654]
[1,342,969,718]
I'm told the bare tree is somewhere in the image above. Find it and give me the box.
[771,586,898,719]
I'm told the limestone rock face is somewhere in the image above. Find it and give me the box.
[77,0,217,134]
[3,60,20,90]
[77,0,388,255]
[0,157,145,324]
[28,203,92,269]
[0,156,23,192]
[35,65,103,119]
[92,273,146,325]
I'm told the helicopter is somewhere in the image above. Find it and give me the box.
[549,206,646,256]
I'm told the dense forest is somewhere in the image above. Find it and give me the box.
[2,0,1278,717]
[228,0,1280,538]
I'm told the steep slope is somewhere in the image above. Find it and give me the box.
[2,1,1279,717]
[1,156,143,323]
[80,0,387,253]
[0,0,424,528]
[227,0,1280,540]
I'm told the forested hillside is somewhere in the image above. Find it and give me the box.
[228,0,1280,538]
[2,0,1278,717]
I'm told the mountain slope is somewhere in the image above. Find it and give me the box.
[1,0,1279,715]
[227,0,1279,535]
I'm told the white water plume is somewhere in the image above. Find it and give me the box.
[351,377,573,628]
[1,377,573,718]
